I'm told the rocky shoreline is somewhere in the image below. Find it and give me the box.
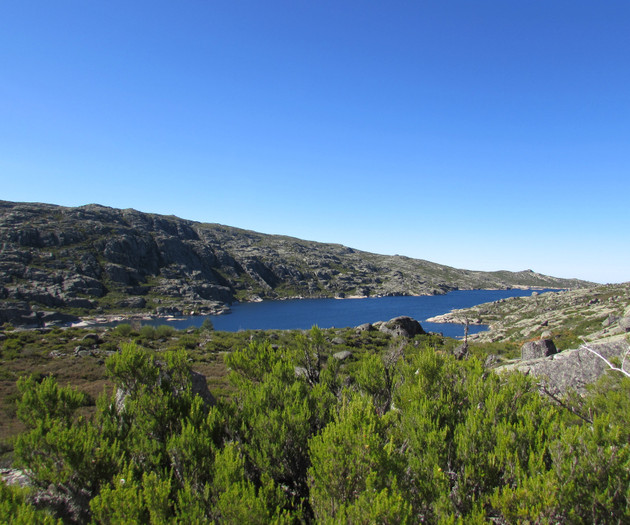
[426,283,630,344]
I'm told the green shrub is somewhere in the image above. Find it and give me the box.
[138,325,157,341]
[114,323,132,337]
[1,338,23,359]
[155,324,176,339]
[6,331,630,522]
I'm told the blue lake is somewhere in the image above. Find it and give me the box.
[142,289,559,338]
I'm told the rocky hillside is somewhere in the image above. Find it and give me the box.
[428,282,630,344]
[0,200,592,326]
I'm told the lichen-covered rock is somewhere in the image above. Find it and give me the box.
[0,468,31,487]
[378,316,426,338]
[81,333,101,343]
[355,323,374,332]
[333,350,352,361]
[501,337,630,394]
[521,339,558,360]
[484,354,500,369]
[602,314,618,327]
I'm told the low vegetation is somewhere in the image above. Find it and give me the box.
[1,322,629,523]
[428,282,630,349]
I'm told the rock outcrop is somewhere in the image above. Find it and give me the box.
[427,283,630,344]
[500,336,630,394]
[376,316,426,338]
[521,339,558,360]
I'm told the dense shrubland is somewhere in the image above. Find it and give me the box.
[1,327,629,523]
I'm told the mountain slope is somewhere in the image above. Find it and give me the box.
[0,200,593,325]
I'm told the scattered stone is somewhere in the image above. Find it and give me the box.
[521,339,558,360]
[484,354,500,369]
[1,468,31,488]
[333,350,352,361]
[81,333,101,344]
[331,337,345,345]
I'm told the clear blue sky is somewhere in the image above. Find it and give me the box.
[2,1,629,284]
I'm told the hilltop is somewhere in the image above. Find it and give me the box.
[0,200,592,326]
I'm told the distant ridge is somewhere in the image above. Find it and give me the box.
[0,200,593,325]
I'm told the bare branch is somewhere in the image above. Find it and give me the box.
[539,385,593,424]
[579,340,630,379]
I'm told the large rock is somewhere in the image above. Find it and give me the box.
[501,337,630,394]
[378,316,426,338]
[619,316,630,333]
[333,350,353,361]
[355,323,374,332]
[521,339,558,360]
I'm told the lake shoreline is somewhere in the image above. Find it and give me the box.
[63,288,563,340]
[69,287,561,332]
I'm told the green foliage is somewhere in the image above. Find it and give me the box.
[13,375,122,520]
[138,325,157,341]
[225,339,284,383]
[1,337,23,359]
[0,482,61,524]
[354,342,403,415]
[16,375,87,428]
[177,334,198,349]
[226,339,335,503]
[308,392,398,521]
[105,343,160,394]
[6,329,630,523]
[156,324,176,339]
[335,484,413,524]
[114,323,133,337]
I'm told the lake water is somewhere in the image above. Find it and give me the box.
[143,289,558,338]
